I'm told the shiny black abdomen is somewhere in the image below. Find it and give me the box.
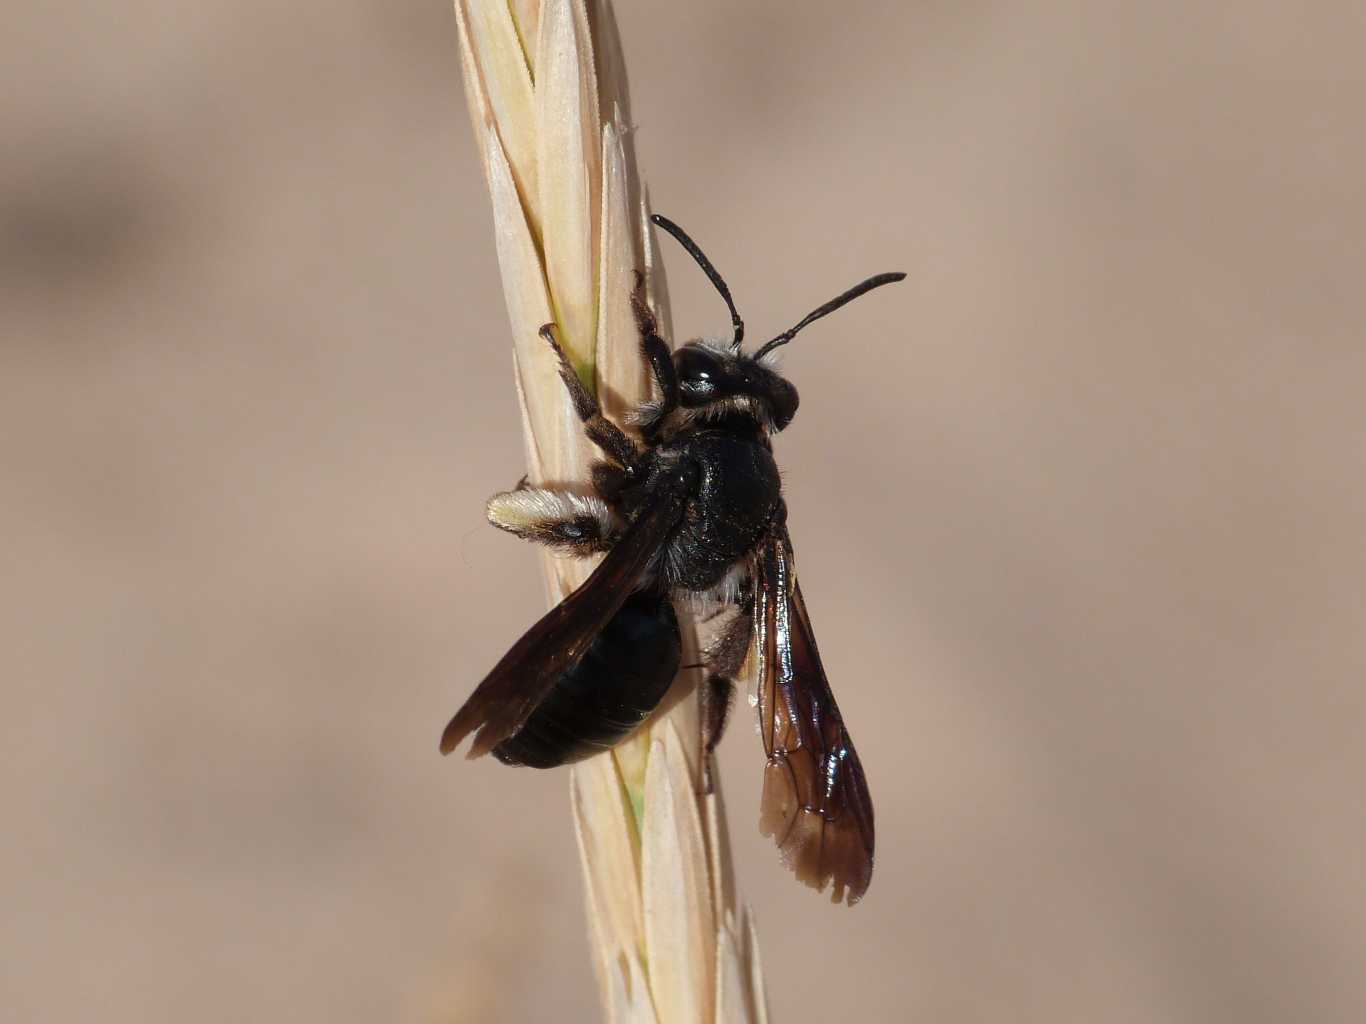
[664,431,782,591]
[492,590,681,768]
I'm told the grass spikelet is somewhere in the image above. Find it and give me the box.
[453,2,768,1020]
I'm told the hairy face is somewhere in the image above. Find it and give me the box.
[672,342,800,431]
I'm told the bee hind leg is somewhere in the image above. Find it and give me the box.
[698,606,752,792]
[699,675,737,793]
[485,487,619,555]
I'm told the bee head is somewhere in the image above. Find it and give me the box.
[650,213,903,435]
[672,342,800,431]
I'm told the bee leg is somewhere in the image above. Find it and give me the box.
[699,675,737,793]
[485,487,619,555]
[538,324,642,470]
[630,272,679,431]
[699,607,752,792]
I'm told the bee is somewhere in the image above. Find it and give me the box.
[441,215,903,904]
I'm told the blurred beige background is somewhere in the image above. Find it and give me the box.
[4,1,1365,1021]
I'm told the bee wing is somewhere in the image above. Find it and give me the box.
[752,527,875,905]
[440,474,690,759]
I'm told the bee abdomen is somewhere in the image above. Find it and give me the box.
[492,591,681,769]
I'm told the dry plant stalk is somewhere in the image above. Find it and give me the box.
[452,2,768,1021]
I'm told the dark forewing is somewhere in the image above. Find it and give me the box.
[440,474,690,759]
[752,527,875,905]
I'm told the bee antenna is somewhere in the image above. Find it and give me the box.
[651,214,745,351]
[753,272,907,360]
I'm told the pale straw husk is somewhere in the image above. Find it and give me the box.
[452,3,768,1021]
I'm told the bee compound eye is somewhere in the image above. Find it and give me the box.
[769,378,799,430]
[675,346,720,397]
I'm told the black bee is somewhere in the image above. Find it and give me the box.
[441,215,903,905]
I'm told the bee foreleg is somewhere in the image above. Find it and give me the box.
[630,272,679,432]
